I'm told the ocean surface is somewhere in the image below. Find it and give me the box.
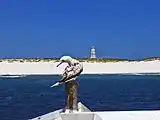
[0,74,160,120]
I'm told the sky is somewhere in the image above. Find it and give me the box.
[0,0,160,59]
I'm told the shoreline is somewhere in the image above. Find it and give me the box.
[0,61,160,75]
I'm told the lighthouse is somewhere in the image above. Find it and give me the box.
[90,46,96,58]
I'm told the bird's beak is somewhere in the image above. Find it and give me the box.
[57,61,62,67]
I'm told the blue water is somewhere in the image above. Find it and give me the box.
[0,74,160,120]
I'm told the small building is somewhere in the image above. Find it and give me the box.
[90,46,96,58]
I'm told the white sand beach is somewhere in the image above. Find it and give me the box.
[0,60,160,75]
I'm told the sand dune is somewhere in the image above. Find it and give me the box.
[0,61,160,75]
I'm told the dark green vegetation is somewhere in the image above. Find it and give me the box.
[0,57,159,63]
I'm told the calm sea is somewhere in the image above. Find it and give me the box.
[0,74,160,120]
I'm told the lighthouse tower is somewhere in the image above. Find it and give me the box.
[90,46,96,58]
